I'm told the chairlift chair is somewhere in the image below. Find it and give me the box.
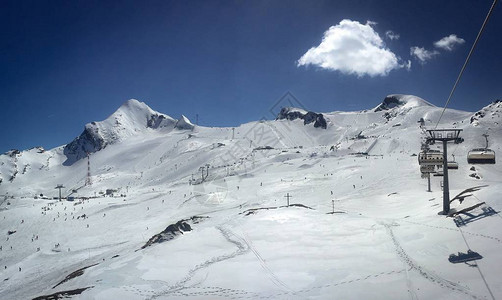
[467,148,496,164]
[447,155,458,169]
[420,165,435,174]
[418,150,443,166]
[434,169,444,177]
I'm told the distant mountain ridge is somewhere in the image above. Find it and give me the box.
[2,94,498,168]
[1,93,500,196]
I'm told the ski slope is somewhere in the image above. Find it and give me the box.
[1,95,502,299]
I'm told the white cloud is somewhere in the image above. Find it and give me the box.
[434,34,465,51]
[385,30,400,40]
[297,19,405,77]
[410,46,439,63]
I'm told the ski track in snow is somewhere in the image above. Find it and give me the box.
[2,96,502,299]
[148,269,411,299]
[402,220,502,244]
[383,223,483,299]
[146,226,250,299]
[263,122,288,148]
[241,231,293,293]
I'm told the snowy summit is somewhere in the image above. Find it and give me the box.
[373,94,435,112]
[63,100,191,165]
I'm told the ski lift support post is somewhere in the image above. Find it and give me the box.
[55,184,65,202]
[426,129,463,214]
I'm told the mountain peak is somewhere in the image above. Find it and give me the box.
[117,99,154,115]
[63,99,178,165]
[175,115,195,130]
[374,94,435,112]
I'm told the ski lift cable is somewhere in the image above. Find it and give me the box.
[455,194,497,299]
[450,142,461,157]
[435,0,498,129]
[457,220,498,300]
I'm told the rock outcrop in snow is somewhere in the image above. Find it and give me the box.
[276,107,327,129]
[470,100,502,126]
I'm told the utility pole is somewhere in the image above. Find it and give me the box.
[427,173,431,192]
[85,153,92,186]
[426,129,463,215]
[199,166,205,182]
[284,193,292,206]
[442,139,449,209]
[332,199,335,213]
[55,184,65,201]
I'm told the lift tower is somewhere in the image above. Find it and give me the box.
[426,129,463,215]
[55,184,65,201]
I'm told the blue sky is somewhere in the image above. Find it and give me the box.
[1,0,501,153]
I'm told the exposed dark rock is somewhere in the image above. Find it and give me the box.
[53,263,98,289]
[374,95,405,112]
[254,146,274,150]
[6,149,20,157]
[147,114,169,129]
[63,126,107,165]
[32,287,93,300]
[470,99,502,124]
[470,111,486,124]
[141,216,208,249]
[276,107,327,129]
[9,170,17,182]
[241,203,313,216]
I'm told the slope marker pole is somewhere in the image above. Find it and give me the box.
[284,193,292,206]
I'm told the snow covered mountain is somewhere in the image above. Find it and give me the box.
[470,99,502,127]
[373,94,435,112]
[1,94,501,299]
[174,115,195,131]
[63,99,192,165]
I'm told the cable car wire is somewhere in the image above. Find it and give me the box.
[435,0,498,129]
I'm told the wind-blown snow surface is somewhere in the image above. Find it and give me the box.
[1,95,502,299]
